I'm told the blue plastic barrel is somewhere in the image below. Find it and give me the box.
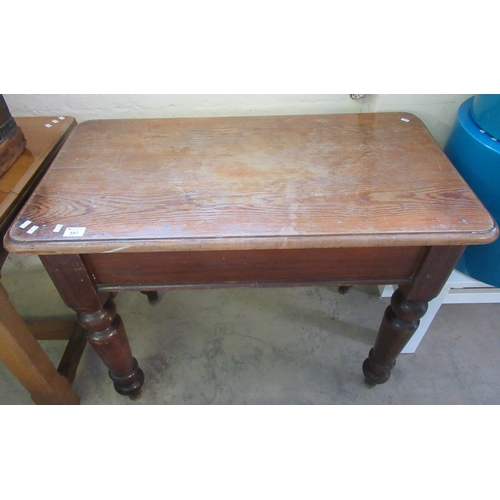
[470,94,500,140]
[444,96,500,287]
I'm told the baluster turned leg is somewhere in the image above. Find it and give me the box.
[362,246,465,387]
[40,255,144,397]
[77,297,144,396]
[363,288,428,386]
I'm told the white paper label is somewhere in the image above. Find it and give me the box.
[45,123,52,128]
[63,227,86,237]
[51,119,59,124]
[20,220,32,229]
[27,226,39,234]
[53,224,64,233]
[58,116,66,120]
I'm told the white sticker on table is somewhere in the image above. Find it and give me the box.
[20,220,32,229]
[27,226,39,234]
[53,224,64,233]
[63,227,87,237]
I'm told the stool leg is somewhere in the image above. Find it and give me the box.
[0,283,79,405]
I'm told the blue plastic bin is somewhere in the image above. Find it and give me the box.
[444,96,500,287]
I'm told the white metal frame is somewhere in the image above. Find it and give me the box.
[379,270,500,354]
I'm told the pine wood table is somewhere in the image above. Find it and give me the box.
[0,116,81,404]
[5,113,498,397]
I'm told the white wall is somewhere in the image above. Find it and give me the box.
[4,94,473,148]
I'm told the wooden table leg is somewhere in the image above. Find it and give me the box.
[40,255,144,397]
[363,289,428,385]
[0,283,79,405]
[363,246,465,386]
[140,291,159,305]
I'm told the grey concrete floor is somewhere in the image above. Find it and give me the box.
[1,254,500,405]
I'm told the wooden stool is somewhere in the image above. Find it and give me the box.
[0,115,82,404]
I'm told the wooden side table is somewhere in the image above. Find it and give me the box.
[4,113,498,398]
[0,116,82,405]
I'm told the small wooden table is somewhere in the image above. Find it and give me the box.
[5,113,498,397]
[0,116,81,404]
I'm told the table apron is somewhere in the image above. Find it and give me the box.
[81,246,427,292]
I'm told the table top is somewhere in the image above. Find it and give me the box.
[5,113,498,255]
[0,116,76,238]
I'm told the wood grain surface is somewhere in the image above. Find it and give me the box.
[0,116,76,235]
[5,113,497,254]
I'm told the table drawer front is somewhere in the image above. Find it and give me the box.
[83,247,426,289]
